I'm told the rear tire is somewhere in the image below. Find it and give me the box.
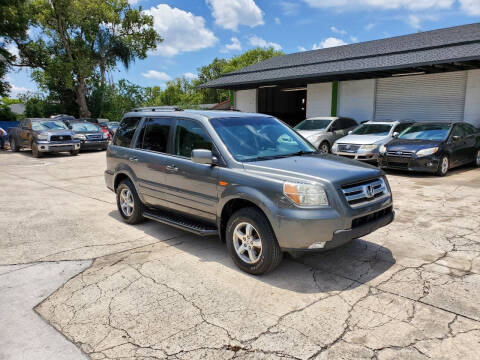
[70,149,79,156]
[116,179,145,224]
[436,155,449,176]
[318,141,330,154]
[226,207,282,275]
[31,141,42,158]
[10,137,19,152]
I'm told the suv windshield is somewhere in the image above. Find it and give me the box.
[398,124,451,141]
[71,122,100,132]
[294,119,331,131]
[352,124,392,136]
[32,121,68,131]
[210,117,316,162]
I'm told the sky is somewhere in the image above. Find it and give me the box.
[7,0,480,98]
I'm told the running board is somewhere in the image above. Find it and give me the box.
[143,209,218,236]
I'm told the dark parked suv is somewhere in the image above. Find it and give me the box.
[105,108,394,274]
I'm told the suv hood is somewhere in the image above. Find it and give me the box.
[335,134,388,145]
[243,154,382,186]
[38,129,73,136]
[386,139,442,152]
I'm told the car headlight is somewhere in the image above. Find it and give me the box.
[359,144,378,151]
[283,182,329,207]
[74,134,86,140]
[37,134,48,140]
[379,145,387,155]
[416,147,438,157]
[331,143,338,153]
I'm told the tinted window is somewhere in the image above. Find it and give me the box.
[398,123,451,141]
[113,117,141,147]
[352,124,392,136]
[330,120,342,131]
[141,118,171,153]
[451,125,465,138]
[294,119,331,131]
[174,119,212,157]
[394,123,412,134]
[340,118,357,129]
[461,123,475,136]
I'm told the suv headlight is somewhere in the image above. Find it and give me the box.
[331,143,338,153]
[283,182,329,207]
[359,144,378,151]
[416,147,438,157]
[74,134,86,140]
[37,134,48,140]
[379,145,387,155]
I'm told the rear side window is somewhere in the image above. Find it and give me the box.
[141,118,171,153]
[461,123,475,136]
[174,119,212,158]
[114,117,141,147]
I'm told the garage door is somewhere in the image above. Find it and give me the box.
[375,72,467,122]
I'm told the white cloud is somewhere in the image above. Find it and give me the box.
[303,0,454,11]
[330,26,347,35]
[350,36,359,42]
[312,37,347,49]
[280,1,300,15]
[144,4,217,57]
[459,0,480,15]
[6,42,19,58]
[141,70,172,81]
[297,46,307,51]
[406,14,439,29]
[221,37,242,52]
[274,17,281,24]
[10,84,32,97]
[183,72,197,79]
[248,35,282,50]
[206,0,264,31]
[365,22,375,30]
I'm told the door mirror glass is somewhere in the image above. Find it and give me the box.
[452,135,461,142]
[192,149,215,165]
[348,130,353,135]
[392,132,399,138]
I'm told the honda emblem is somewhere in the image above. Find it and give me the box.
[365,185,375,198]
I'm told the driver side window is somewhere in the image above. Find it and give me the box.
[330,120,340,131]
[174,119,212,158]
[451,125,465,139]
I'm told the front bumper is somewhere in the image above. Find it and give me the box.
[378,154,440,173]
[79,140,109,150]
[37,141,81,152]
[333,150,379,163]
[275,195,394,251]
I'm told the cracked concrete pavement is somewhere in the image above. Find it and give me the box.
[1,150,479,359]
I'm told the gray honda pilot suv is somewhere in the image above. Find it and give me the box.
[105,107,394,274]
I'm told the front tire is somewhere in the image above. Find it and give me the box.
[226,207,282,275]
[31,141,42,158]
[70,149,79,156]
[116,179,145,224]
[318,141,330,154]
[436,155,449,176]
[475,149,480,168]
[10,137,19,152]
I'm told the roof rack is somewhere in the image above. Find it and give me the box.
[132,106,183,112]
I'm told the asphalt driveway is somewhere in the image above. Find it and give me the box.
[1,150,479,360]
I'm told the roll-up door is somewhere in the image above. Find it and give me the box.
[375,72,467,122]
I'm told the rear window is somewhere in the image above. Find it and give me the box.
[113,117,141,147]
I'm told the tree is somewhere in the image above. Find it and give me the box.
[0,0,29,96]
[19,0,161,117]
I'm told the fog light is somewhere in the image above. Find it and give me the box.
[426,162,433,167]
[40,146,46,150]
[308,242,326,249]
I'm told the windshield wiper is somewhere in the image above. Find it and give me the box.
[282,150,317,157]
[247,151,316,162]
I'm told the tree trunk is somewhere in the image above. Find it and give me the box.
[75,77,91,118]
[99,63,106,117]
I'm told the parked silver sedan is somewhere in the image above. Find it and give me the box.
[331,120,413,163]
[294,117,358,154]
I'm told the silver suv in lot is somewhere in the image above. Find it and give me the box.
[105,108,394,274]
[332,120,413,163]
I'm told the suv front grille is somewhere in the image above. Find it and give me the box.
[50,135,72,141]
[352,206,393,228]
[86,134,102,140]
[337,144,361,153]
[341,178,388,207]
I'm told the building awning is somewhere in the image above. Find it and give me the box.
[201,23,480,90]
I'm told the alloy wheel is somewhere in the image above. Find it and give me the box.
[319,143,329,154]
[119,188,134,217]
[476,150,480,167]
[441,156,449,175]
[233,222,263,264]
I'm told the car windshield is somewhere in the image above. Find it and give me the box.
[71,122,100,132]
[294,119,331,131]
[352,124,392,136]
[210,116,316,162]
[398,124,451,141]
[32,121,68,131]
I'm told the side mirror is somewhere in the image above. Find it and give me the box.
[452,135,461,142]
[348,130,353,135]
[392,132,399,138]
[192,149,216,165]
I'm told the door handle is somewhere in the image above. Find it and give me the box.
[166,164,178,172]
[129,157,138,162]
